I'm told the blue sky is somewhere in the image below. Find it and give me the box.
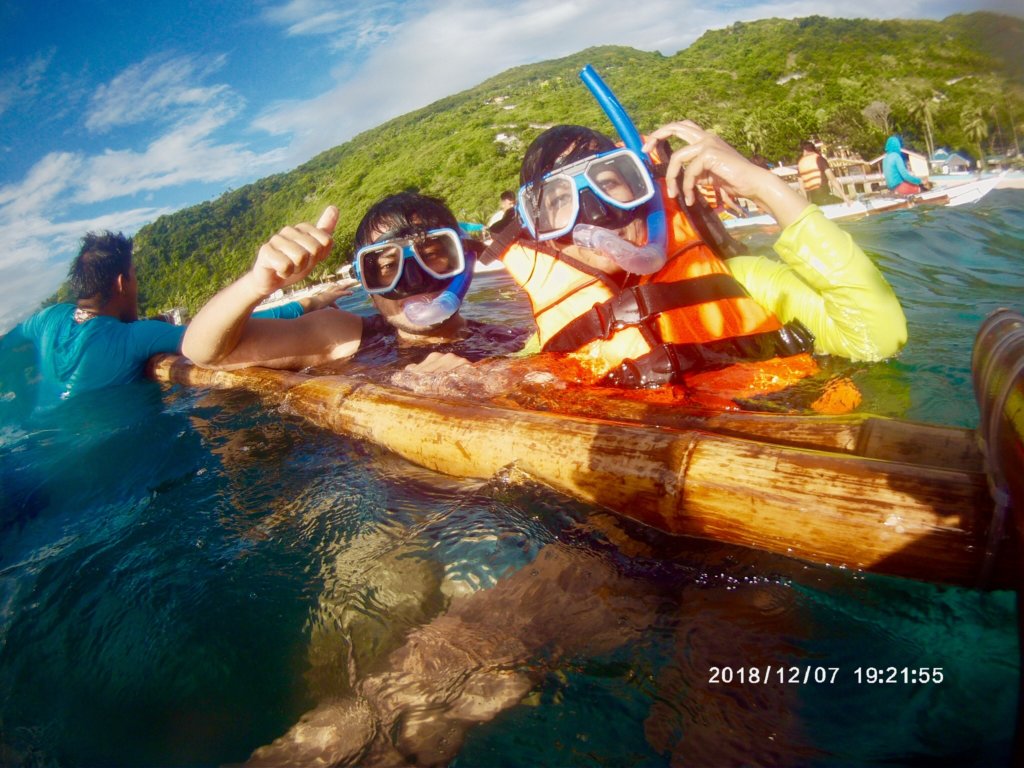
[0,0,1019,332]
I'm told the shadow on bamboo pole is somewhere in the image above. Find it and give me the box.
[505,384,983,472]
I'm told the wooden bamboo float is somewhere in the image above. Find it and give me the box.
[148,354,1012,589]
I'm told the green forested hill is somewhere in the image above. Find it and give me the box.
[102,12,1022,315]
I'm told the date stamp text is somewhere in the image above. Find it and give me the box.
[708,666,944,685]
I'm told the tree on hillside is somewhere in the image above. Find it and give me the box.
[960,103,990,172]
[1007,102,1023,158]
[862,101,893,134]
[741,109,771,157]
[905,92,940,161]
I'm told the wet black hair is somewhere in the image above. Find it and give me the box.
[69,231,133,303]
[355,192,460,248]
[519,125,618,190]
[499,190,515,203]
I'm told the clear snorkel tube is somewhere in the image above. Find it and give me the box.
[402,248,475,328]
[577,65,667,275]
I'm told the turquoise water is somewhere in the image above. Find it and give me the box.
[0,190,1021,766]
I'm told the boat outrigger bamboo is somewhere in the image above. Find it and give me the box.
[147,309,1024,589]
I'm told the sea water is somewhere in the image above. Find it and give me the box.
[0,190,1021,767]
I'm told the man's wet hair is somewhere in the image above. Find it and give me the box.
[519,125,618,190]
[69,231,133,303]
[499,190,515,203]
[355,192,460,247]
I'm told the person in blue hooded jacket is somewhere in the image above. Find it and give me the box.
[883,136,930,195]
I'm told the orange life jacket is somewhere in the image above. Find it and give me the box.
[499,185,818,389]
[798,153,825,191]
[697,183,723,210]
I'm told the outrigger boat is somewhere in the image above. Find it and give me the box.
[723,175,1003,232]
[147,308,1024,592]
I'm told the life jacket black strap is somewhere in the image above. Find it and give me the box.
[601,320,816,388]
[479,215,524,266]
[542,274,751,353]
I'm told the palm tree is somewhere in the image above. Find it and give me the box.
[742,109,770,157]
[906,93,939,162]
[1005,97,1022,157]
[961,104,990,174]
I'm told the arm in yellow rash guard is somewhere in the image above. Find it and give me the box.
[726,205,907,362]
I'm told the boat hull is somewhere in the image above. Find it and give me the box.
[723,177,1001,231]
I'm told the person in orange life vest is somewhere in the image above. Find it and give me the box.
[650,121,904,364]
[797,141,849,206]
[697,179,748,219]
[496,122,906,398]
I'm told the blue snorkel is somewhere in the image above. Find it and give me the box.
[578,65,667,273]
[401,241,475,328]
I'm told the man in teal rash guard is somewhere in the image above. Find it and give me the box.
[883,135,930,196]
[8,228,347,405]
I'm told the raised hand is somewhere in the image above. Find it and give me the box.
[643,121,808,229]
[249,206,339,296]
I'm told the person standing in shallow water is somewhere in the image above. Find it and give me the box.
[3,229,346,405]
[486,189,517,235]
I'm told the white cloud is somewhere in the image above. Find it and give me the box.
[262,0,411,49]
[0,260,69,333]
[0,152,82,219]
[85,52,235,133]
[0,48,56,120]
[252,0,710,164]
[2,205,165,265]
[77,107,288,204]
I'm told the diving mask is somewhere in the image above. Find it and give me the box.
[354,227,466,298]
[517,148,656,241]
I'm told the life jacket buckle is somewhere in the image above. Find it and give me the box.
[597,288,643,338]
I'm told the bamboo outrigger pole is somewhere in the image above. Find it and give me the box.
[503,385,983,471]
[148,354,1012,589]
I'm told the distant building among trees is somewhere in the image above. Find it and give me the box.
[930,148,972,174]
